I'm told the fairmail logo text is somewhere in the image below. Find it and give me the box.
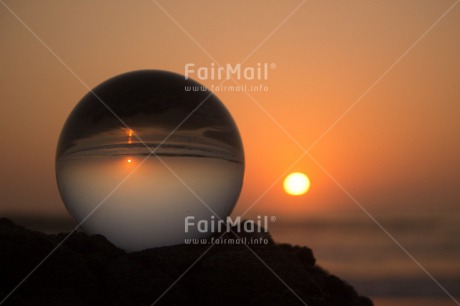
[184,63,273,81]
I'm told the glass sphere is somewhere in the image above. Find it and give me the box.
[56,70,244,252]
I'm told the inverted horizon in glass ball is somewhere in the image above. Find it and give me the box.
[56,70,244,252]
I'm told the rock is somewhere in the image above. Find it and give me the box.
[0,218,373,306]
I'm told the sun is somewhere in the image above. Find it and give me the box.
[284,172,310,196]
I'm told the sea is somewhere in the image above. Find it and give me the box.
[270,213,460,306]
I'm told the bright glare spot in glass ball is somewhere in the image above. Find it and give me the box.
[284,172,310,196]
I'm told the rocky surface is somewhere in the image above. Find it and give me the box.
[0,218,373,305]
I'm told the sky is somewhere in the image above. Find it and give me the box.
[1,0,459,224]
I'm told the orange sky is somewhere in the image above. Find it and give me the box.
[1,1,459,222]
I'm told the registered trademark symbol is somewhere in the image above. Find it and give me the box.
[270,63,277,69]
[270,216,276,222]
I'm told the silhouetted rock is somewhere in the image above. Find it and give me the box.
[0,218,373,305]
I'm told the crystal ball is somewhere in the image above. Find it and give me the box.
[56,70,244,252]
